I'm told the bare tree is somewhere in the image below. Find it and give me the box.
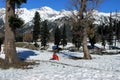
[70,0,102,59]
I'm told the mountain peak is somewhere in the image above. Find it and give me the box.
[39,6,56,12]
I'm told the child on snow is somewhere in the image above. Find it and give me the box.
[50,45,59,60]
[51,52,59,60]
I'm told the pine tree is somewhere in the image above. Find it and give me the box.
[4,0,26,64]
[88,23,96,48]
[101,36,106,49]
[61,24,67,48]
[116,21,120,41]
[73,37,81,50]
[41,20,49,49]
[72,24,82,50]
[33,11,41,45]
[97,24,107,49]
[113,11,120,42]
[107,12,113,46]
[54,26,61,48]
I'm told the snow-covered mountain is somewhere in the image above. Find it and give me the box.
[92,10,120,25]
[0,6,120,32]
[0,6,73,24]
[0,6,120,24]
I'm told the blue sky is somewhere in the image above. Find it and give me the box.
[98,0,120,12]
[0,0,120,12]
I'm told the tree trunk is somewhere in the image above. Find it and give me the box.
[80,0,92,59]
[5,0,20,64]
[83,27,92,59]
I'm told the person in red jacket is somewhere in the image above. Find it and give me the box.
[50,45,59,60]
[52,53,59,60]
[50,49,59,60]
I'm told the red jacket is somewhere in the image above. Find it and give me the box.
[52,53,59,60]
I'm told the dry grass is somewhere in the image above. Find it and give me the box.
[0,58,38,69]
[16,42,38,50]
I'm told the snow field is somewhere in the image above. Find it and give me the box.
[0,46,120,80]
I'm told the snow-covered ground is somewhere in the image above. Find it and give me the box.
[0,44,120,80]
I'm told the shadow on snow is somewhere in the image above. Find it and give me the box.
[18,51,37,61]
